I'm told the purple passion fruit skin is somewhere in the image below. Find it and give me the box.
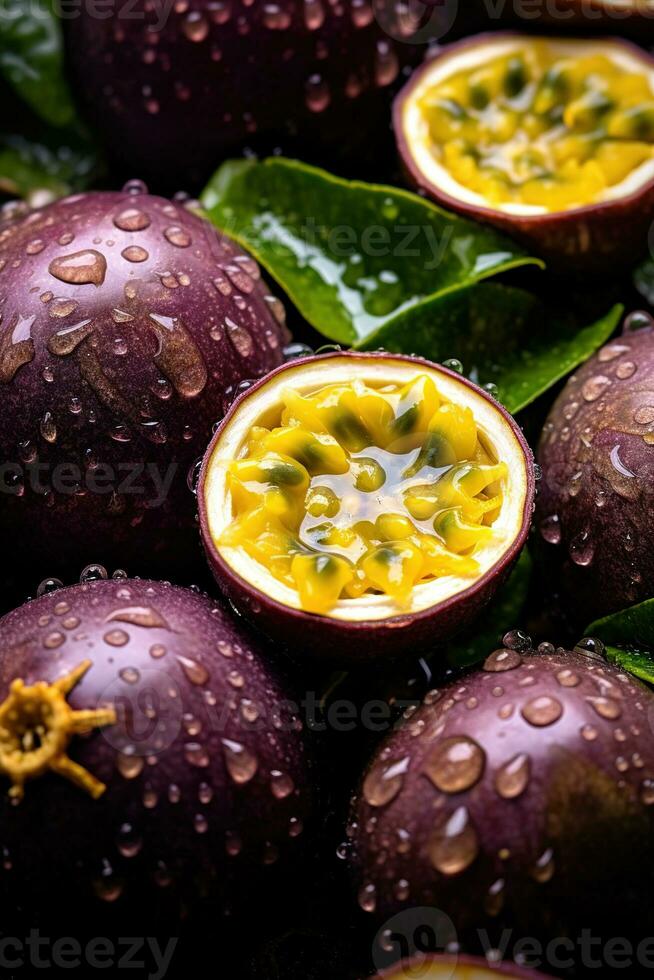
[495,0,654,40]
[0,578,311,929]
[536,314,654,627]
[375,956,552,980]
[64,2,428,186]
[394,34,654,274]
[199,352,535,664]
[348,642,654,954]
[0,185,288,581]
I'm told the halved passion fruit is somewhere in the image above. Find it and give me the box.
[376,956,551,980]
[199,353,534,662]
[395,34,654,271]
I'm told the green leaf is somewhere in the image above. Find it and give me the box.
[360,282,623,415]
[201,157,542,346]
[447,550,533,668]
[0,0,75,127]
[634,256,654,307]
[586,599,654,684]
[0,132,100,201]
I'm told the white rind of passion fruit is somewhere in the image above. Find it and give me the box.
[199,353,534,664]
[395,33,654,273]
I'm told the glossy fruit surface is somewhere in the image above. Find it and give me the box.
[376,955,552,979]
[65,1,430,186]
[0,185,288,582]
[536,314,654,626]
[349,641,654,955]
[0,578,311,928]
[200,351,534,662]
[394,33,654,272]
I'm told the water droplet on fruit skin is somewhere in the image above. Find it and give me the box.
[117,753,144,779]
[117,823,143,858]
[270,770,295,799]
[185,742,211,768]
[114,208,151,232]
[176,654,209,686]
[49,249,107,286]
[0,313,36,383]
[531,847,555,883]
[569,530,595,567]
[148,313,208,398]
[358,882,377,913]
[587,696,622,720]
[495,753,530,799]
[222,738,257,783]
[362,756,409,807]
[429,806,479,876]
[423,736,485,794]
[522,696,563,727]
[483,649,522,672]
[37,577,64,597]
[121,245,149,263]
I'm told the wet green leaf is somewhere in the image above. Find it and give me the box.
[0,132,99,201]
[447,550,533,668]
[202,157,543,346]
[586,599,654,684]
[361,283,623,415]
[634,256,654,307]
[0,0,75,126]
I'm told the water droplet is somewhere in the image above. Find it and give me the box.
[362,756,409,807]
[185,742,210,768]
[556,669,580,687]
[222,738,257,783]
[582,375,611,402]
[616,361,636,380]
[429,806,479,876]
[531,847,555,883]
[106,630,130,648]
[175,655,209,686]
[358,882,377,913]
[49,249,106,286]
[121,245,149,263]
[569,530,595,567]
[117,823,143,858]
[494,753,530,799]
[483,649,522,672]
[117,753,144,779]
[37,577,63,597]
[164,225,192,247]
[521,696,563,727]
[587,696,622,720]
[114,208,151,232]
[424,736,485,794]
[270,770,295,799]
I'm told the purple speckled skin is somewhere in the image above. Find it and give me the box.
[65,1,426,185]
[199,352,536,665]
[0,579,312,928]
[536,323,654,627]
[0,187,288,580]
[394,34,654,274]
[350,648,654,951]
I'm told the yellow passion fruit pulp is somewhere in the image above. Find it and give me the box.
[202,355,532,634]
[406,37,654,214]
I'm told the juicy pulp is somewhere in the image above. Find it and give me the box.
[218,375,506,615]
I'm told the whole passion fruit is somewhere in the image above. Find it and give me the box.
[348,641,654,960]
[376,955,551,980]
[0,184,288,581]
[64,1,434,186]
[536,313,654,626]
[199,352,534,662]
[394,33,654,272]
[0,577,311,929]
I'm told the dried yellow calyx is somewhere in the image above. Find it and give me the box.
[0,660,116,802]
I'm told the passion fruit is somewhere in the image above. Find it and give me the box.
[199,352,535,662]
[348,640,654,957]
[536,312,654,626]
[394,33,654,272]
[0,184,288,581]
[376,955,551,980]
[64,2,430,186]
[0,577,311,929]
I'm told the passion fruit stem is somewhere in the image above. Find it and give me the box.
[0,660,116,802]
